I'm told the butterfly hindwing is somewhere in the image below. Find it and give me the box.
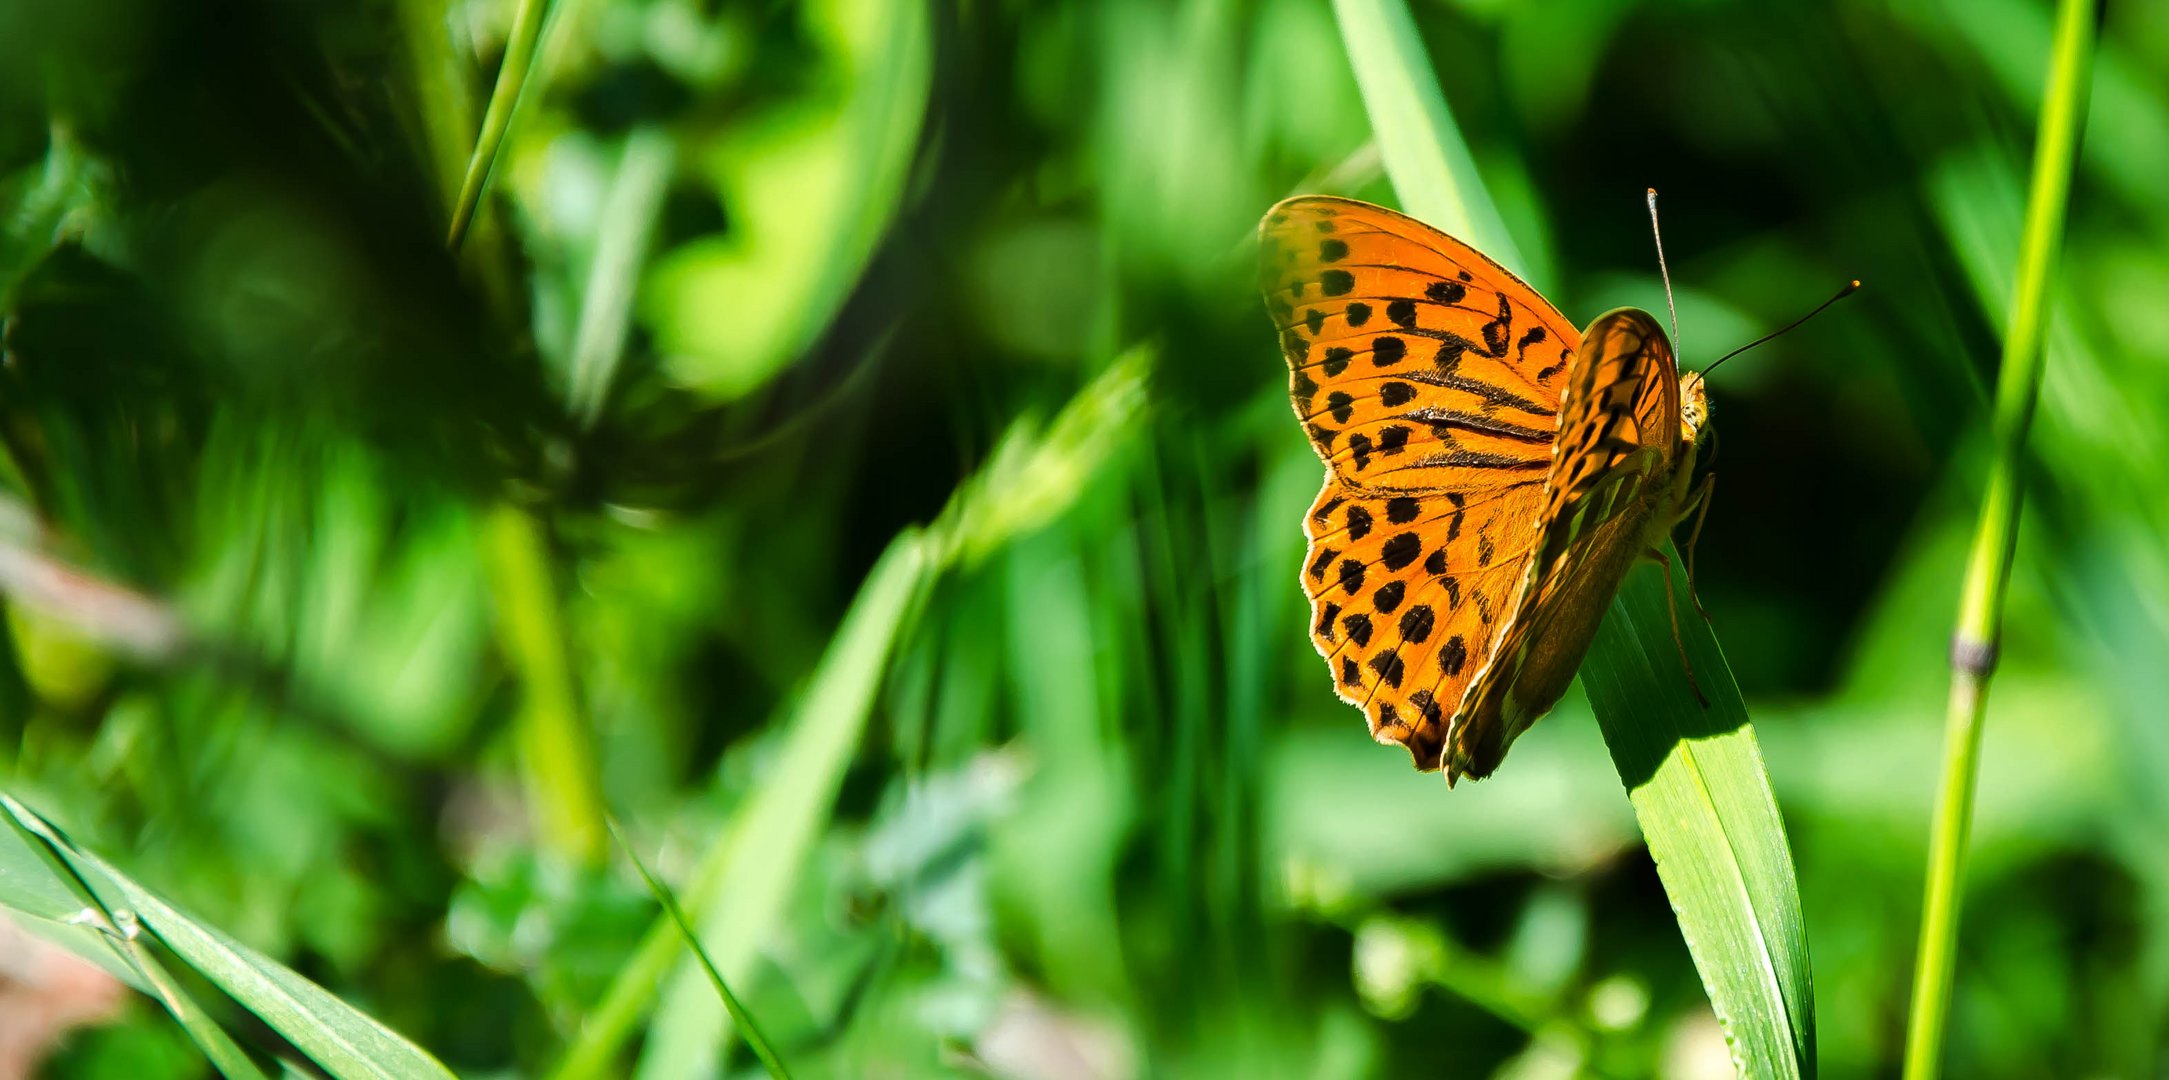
[1450,309,1690,780]
[1301,478,1546,768]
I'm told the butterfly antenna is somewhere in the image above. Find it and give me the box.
[1647,188,1682,354]
[1701,279,1863,378]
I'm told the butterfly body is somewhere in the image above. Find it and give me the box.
[1259,196,1709,783]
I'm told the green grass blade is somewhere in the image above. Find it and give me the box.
[0,799,270,1080]
[1330,3,1815,1074]
[1328,0,1524,273]
[1580,552,1815,1079]
[1902,1,2098,1075]
[446,0,552,248]
[606,817,794,1080]
[555,353,1148,1079]
[0,795,458,1080]
[567,126,676,427]
[550,531,931,1080]
[112,931,274,1080]
[631,530,931,1078]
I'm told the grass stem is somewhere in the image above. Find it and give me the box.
[483,504,608,868]
[1901,1,2096,1074]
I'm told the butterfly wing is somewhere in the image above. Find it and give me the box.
[1449,308,1690,781]
[1260,196,1581,770]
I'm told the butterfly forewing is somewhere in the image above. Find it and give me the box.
[1262,196,1580,770]
[1262,198,1578,494]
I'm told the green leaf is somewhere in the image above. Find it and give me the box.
[1580,553,1815,1079]
[1329,2,1817,1075]
[0,795,459,1080]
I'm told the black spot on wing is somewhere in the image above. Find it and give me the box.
[1387,298,1418,328]
[1374,580,1405,614]
[1342,612,1374,646]
[1368,651,1405,689]
[1316,602,1341,641]
[1385,497,1420,524]
[1380,532,1421,571]
[1426,280,1466,305]
[1399,605,1435,644]
[1379,381,1415,407]
[1322,347,1353,376]
[1338,558,1366,595]
[1346,302,1372,327]
[1481,293,1513,356]
[1326,391,1355,424]
[1345,503,1372,541]
[1308,546,1339,582]
[1410,689,1443,728]
[1321,269,1356,296]
[1320,239,1349,262]
[1439,635,1468,676]
[1371,336,1407,367]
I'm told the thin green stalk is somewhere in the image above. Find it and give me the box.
[483,504,607,867]
[607,818,793,1080]
[1902,1,2096,1075]
[447,0,551,249]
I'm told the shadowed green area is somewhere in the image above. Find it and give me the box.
[0,0,2159,1076]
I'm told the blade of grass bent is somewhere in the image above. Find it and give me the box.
[0,800,269,1080]
[556,354,1148,1079]
[607,817,794,1080]
[1580,554,1814,1079]
[1329,2,1814,1074]
[0,795,458,1080]
[632,531,930,1078]
[1329,0,1523,273]
[447,0,552,248]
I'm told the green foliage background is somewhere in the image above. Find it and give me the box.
[0,0,2162,1076]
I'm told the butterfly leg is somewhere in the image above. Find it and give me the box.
[1676,472,1716,622]
[1646,547,1710,709]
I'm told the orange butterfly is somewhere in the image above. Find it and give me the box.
[1258,195,1715,784]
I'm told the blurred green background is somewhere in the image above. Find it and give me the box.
[0,0,2163,1076]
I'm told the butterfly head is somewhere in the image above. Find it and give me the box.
[1678,369,1710,443]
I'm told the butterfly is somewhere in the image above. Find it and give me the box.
[1258,195,1714,784]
